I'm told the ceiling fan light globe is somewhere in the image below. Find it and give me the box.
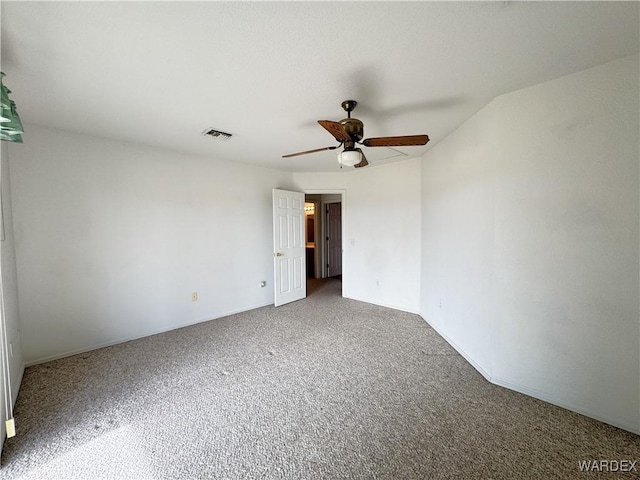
[337,149,361,167]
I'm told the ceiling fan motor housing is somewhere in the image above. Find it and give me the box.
[339,117,363,144]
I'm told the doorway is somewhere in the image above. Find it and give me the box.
[304,193,343,295]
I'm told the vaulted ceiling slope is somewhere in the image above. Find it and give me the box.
[1,1,638,172]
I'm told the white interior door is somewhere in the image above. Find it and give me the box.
[326,202,342,277]
[273,189,306,306]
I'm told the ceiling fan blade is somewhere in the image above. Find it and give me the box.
[318,120,352,142]
[282,146,338,158]
[362,134,430,147]
[354,148,369,168]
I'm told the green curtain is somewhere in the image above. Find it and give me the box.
[0,72,24,143]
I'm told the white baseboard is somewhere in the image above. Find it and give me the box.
[419,312,640,435]
[12,361,24,406]
[25,301,274,367]
[419,312,492,382]
[490,375,640,435]
[343,294,420,316]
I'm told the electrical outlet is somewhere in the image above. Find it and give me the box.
[191,292,198,302]
[376,280,380,286]
[260,281,266,288]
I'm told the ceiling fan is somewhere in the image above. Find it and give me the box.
[283,100,429,168]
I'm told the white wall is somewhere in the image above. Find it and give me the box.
[9,125,293,365]
[294,157,422,313]
[1,141,24,447]
[421,54,640,433]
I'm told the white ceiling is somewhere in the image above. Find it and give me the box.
[2,1,638,173]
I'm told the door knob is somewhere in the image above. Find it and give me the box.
[275,252,283,257]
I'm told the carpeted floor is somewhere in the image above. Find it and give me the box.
[1,278,638,479]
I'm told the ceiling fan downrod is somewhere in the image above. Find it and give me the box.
[341,100,357,118]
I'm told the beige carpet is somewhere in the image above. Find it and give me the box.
[1,278,638,479]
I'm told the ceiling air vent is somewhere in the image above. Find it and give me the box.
[202,128,233,140]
